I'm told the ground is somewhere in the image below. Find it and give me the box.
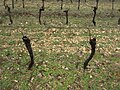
[0,0,120,90]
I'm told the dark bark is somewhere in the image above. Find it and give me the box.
[83,38,96,70]
[96,0,99,9]
[70,0,73,3]
[118,18,120,25]
[78,0,80,10]
[3,0,6,7]
[42,0,45,9]
[61,0,63,10]
[22,0,25,8]
[5,5,13,25]
[64,10,69,24]
[92,7,97,26]
[12,0,14,9]
[22,36,34,70]
[39,7,44,25]
[112,0,115,10]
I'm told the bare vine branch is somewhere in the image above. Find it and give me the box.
[83,29,96,71]
[22,34,34,70]
[92,7,97,26]
[5,5,13,25]
[61,0,63,10]
[78,0,80,10]
[39,7,44,25]
[64,9,69,24]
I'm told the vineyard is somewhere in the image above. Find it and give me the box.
[0,0,120,90]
